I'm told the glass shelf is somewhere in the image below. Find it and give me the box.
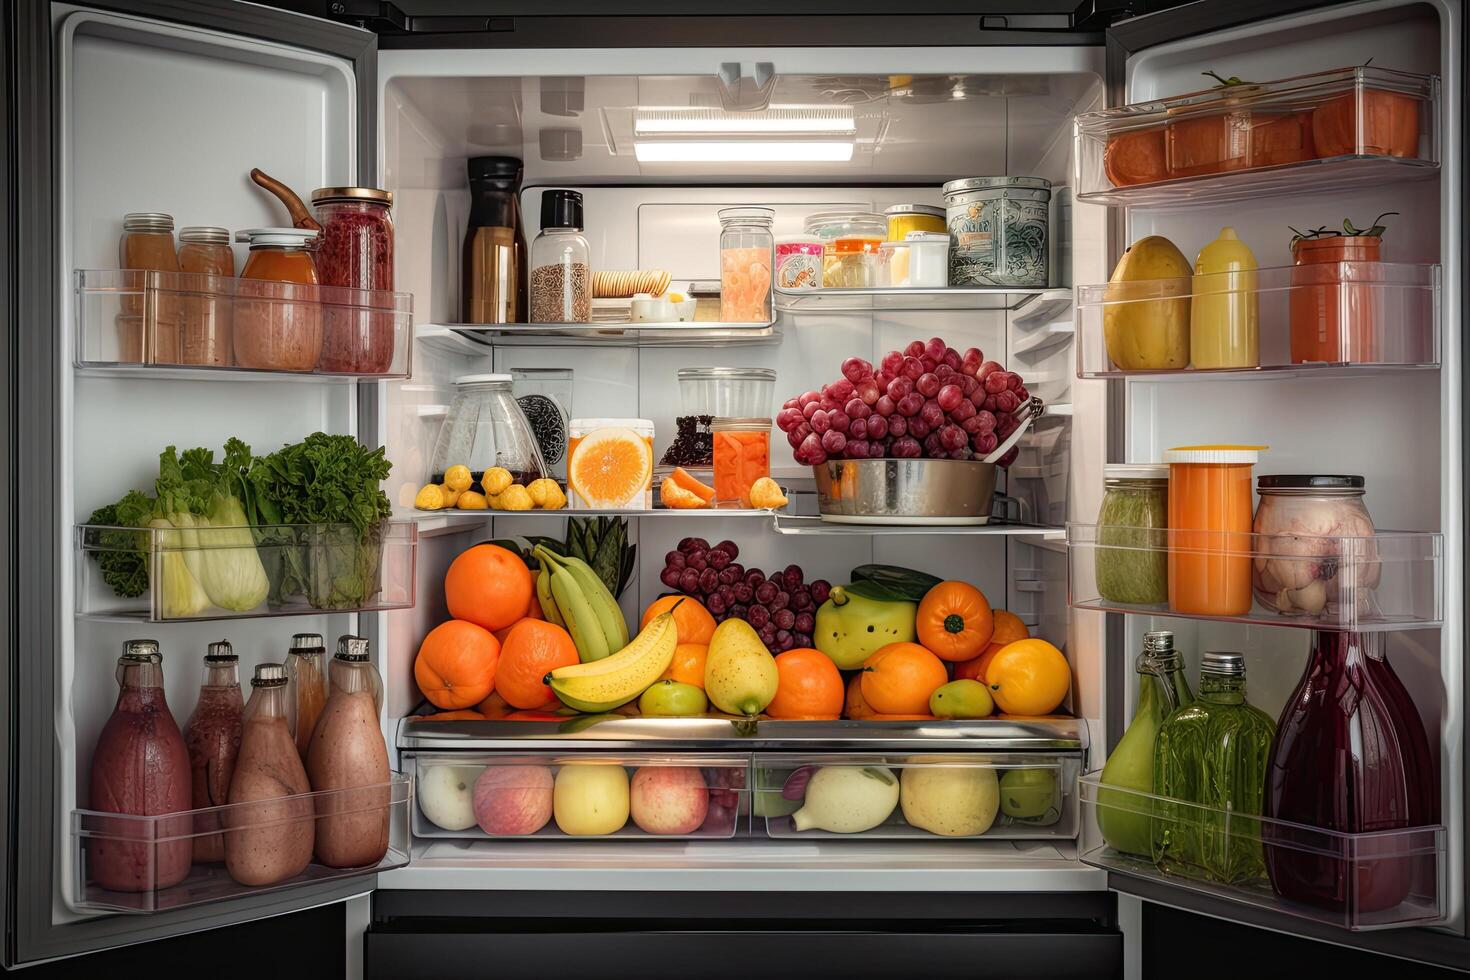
[417,319,780,351]
[1078,773,1444,932]
[772,515,1062,537]
[1066,523,1442,632]
[76,520,417,622]
[1076,262,1440,379]
[75,270,413,379]
[776,286,1071,313]
[1073,66,1440,209]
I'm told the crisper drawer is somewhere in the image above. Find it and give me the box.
[71,772,411,914]
[1077,773,1445,931]
[407,753,749,840]
[754,753,1079,840]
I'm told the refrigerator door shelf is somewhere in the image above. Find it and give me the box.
[427,320,780,350]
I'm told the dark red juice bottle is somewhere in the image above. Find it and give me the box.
[1263,630,1437,915]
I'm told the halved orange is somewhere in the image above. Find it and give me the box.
[668,466,715,503]
[568,427,653,508]
[660,478,709,509]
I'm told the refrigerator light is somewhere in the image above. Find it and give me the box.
[633,140,855,162]
[634,105,856,135]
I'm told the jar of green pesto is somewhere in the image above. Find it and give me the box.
[1096,464,1168,604]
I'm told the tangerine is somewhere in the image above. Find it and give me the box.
[659,643,709,687]
[767,648,844,720]
[660,478,709,509]
[641,595,717,645]
[568,427,652,508]
[445,543,533,633]
[496,620,580,709]
[843,672,876,720]
[860,642,949,715]
[986,638,1071,716]
[414,619,501,710]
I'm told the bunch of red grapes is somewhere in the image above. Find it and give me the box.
[659,537,831,654]
[774,337,1029,468]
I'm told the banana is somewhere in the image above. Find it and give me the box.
[536,548,609,663]
[548,609,679,712]
[559,553,630,649]
[535,569,564,628]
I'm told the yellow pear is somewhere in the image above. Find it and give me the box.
[704,619,779,717]
[1102,235,1192,371]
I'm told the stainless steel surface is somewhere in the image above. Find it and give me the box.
[981,396,1046,463]
[397,715,1088,752]
[814,457,998,523]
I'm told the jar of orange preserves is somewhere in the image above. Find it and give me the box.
[1164,445,1265,617]
[712,418,771,507]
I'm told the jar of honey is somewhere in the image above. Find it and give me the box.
[712,417,771,507]
[1164,445,1266,617]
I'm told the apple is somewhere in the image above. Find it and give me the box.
[418,765,484,831]
[630,766,708,835]
[639,680,708,717]
[473,764,554,836]
[553,764,630,836]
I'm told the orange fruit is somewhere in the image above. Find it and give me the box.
[496,620,581,709]
[844,672,876,720]
[860,642,949,715]
[476,690,514,719]
[641,595,717,645]
[660,478,709,509]
[668,466,715,503]
[954,609,1029,683]
[414,619,501,709]
[986,638,1071,716]
[767,648,844,720]
[916,581,994,662]
[660,643,709,687]
[568,427,652,508]
[445,544,533,633]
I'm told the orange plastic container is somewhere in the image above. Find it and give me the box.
[1289,236,1382,364]
[1165,445,1264,617]
[712,418,771,507]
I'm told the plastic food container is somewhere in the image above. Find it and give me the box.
[775,237,824,290]
[1252,475,1378,618]
[884,204,946,241]
[1165,445,1264,617]
[567,418,655,509]
[1096,463,1169,605]
[943,177,1051,287]
[712,418,771,507]
[803,211,886,288]
[879,232,949,287]
[718,207,774,322]
[677,367,776,419]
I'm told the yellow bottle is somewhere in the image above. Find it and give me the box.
[1190,227,1259,369]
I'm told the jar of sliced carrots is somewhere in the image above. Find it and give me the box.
[712,418,771,507]
[1164,445,1265,617]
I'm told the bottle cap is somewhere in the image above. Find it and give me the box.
[290,633,326,654]
[252,663,287,686]
[467,156,523,182]
[1201,651,1245,677]
[121,639,162,663]
[540,188,584,231]
[205,640,237,663]
[1163,445,1266,464]
[1141,631,1174,654]
[335,635,371,662]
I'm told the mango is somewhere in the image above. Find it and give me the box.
[929,679,994,719]
[814,585,917,670]
[1102,236,1192,371]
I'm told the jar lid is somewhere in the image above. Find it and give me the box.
[540,188,584,230]
[1105,463,1168,481]
[1201,651,1246,677]
[290,632,326,653]
[1257,474,1364,490]
[121,639,162,663]
[455,373,514,386]
[776,235,825,248]
[252,663,287,686]
[677,367,777,383]
[335,635,371,662]
[571,417,654,429]
[311,186,393,206]
[236,227,318,248]
[942,176,1052,195]
[205,639,237,663]
[1163,445,1266,464]
[718,206,774,224]
[712,417,772,431]
[884,204,945,218]
[123,212,174,232]
[179,226,231,245]
[803,211,886,235]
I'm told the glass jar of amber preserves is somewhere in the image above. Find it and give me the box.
[234,228,322,372]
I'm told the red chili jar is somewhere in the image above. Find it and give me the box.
[312,187,396,374]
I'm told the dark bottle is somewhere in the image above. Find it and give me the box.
[462,156,527,324]
[1264,631,1438,914]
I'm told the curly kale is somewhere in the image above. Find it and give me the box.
[85,490,157,598]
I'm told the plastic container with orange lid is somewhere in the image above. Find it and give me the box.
[1165,445,1266,617]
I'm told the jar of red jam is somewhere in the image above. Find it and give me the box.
[311,186,395,374]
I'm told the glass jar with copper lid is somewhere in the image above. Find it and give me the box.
[311,186,396,373]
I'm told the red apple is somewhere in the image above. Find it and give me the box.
[473,764,553,835]
[630,766,709,835]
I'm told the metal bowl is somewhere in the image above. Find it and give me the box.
[812,457,999,525]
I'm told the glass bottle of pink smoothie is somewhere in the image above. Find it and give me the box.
[182,640,244,864]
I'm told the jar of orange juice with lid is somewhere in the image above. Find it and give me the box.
[712,418,771,507]
[567,418,655,510]
[1164,445,1266,617]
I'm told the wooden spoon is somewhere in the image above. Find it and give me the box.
[249,168,322,232]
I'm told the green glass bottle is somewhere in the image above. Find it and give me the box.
[1152,651,1276,884]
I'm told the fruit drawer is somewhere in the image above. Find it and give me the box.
[71,772,412,914]
[76,520,417,622]
[408,753,750,840]
[754,753,1079,840]
[1077,773,1445,932]
[1073,66,1440,207]
[74,269,414,379]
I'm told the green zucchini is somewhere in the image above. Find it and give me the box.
[850,564,943,602]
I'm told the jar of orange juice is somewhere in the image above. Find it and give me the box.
[1164,445,1266,617]
[712,418,771,507]
[567,418,655,510]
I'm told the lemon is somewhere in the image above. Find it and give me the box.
[456,490,488,510]
[482,467,513,495]
[444,464,473,492]
[499,485,535,511]
[439,484,462,507]
[414,484,445,510]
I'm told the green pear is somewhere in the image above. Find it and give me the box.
[639,680,708,717]
[704,619,779,717]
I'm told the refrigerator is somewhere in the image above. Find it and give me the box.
[2,0,1464,975]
